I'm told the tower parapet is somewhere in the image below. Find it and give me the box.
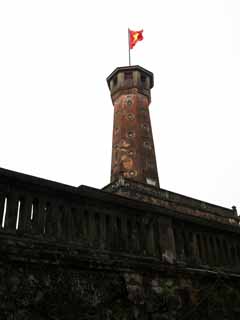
[107,65,159,187]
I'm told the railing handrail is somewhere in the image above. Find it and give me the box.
[0,167,78,194]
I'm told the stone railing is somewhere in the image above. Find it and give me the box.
[0,168,80,239]
[0,168,168,260]
[1,167,240,272]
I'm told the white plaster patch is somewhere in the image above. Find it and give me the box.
[146,178,156,186]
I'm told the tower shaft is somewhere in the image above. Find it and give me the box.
[107,66,159,187]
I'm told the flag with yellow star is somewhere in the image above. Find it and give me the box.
[129,29,144,49]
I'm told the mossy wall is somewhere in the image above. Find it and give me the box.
[1,260,240,320]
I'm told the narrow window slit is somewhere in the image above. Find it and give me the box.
[141,74,146,83]
[124,71,132,80]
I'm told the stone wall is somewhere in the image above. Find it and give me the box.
[1,244,240,320]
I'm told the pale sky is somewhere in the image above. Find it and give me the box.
[0,0,239,211]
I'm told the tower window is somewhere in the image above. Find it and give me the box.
[114,127,119,135]
[141,74,146,83]
[126,99,132,106]
[141,123,149,131]
[127,113,134,120]
[127,131,135,138]
[129,170,137,177]
[113,76,118,86]
[124,72,133,80]
[139,106,146,113]
[144,141,152,150]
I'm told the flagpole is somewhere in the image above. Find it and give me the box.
[128,28,131,66]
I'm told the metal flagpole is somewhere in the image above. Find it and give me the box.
[128,28,131,66]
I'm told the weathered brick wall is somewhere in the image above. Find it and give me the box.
[1,247,240,320]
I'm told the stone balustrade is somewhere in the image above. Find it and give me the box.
[0,167,240,272]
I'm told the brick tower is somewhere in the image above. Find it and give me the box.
[107,65,160,187]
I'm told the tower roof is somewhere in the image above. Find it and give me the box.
[106,65,154,89]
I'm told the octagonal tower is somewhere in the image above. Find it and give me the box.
[107,65,160,188]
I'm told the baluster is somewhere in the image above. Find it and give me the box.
[94,212,100,247]
[226,239,231,266]
[233,244,238,267]
[111,215,118,250]
[132,216,141,254]
[195,234,202,264]
[4,193,18,233]
[105,214,111,250]
[136,216,143,254]
[56,205,65,240]
[45,201,56,238]
[222,238,229,266]
[236,245,240,265]
[116,215,123,251]
[88,211,95,247]
[131,217,138,253]
[230,243,236,266]
[153,219,161,258]
[158,217,176,263]
[201,236,208,265]
[17,195,32,233]
[190,233,198,264]
[234,244,239,266]
[120,215,127,252]
[205,236,212,266]
[31,198,39,234]
[69,207,77,242]
[45,201,54,238]
[141,216,148,255]
[59,205,67,241]
[230,244,237,266]
[199,234,207,265]
[71,207,83,242]
[126,217,133,252]
[83,209,89,241]
[146,218,155,256]
[0,192,6,229]
[209,236,216,266]
[213,237,219,266]
[99,212,106,250]
[63,205,72,242]
[173,227,185,261]
[68,207,76,242]
[215,237,222,266]
[188,232,194,260]
[32,197,46,235]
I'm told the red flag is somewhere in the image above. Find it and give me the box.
[129,29,143,49]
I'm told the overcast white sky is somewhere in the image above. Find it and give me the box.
[0,0,239,211]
